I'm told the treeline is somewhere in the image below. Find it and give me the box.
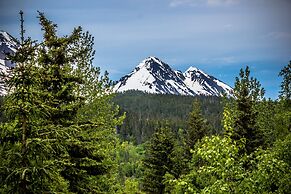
[114,91,223,144]
[0,11,290,194]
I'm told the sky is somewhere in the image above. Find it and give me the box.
[0,0,290,99]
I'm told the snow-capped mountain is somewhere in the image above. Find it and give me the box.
[114,56,196,95]
[184,66,233,96]
[0,31,18,64]
[0,31,233,97]
[0,30,18,95]
[114,56,233,97]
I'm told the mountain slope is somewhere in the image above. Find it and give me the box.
[0,31,233,97]
[114,56,233,97]
[0,31,18,95]
[113,56,196,95]
[183,66,233,96]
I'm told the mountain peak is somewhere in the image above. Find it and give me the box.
[138,56,164,68]
[114,57,196,95]
[185,66,208,76]
[114,57,233,97]
[183,66,233,96]
[145,56,160,61]
[136,56,173,74]
[184,66,210,80]
[185,66,200,72]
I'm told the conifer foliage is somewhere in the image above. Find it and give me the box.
[0,11,123,193]
[279,61,291,100]
[142,127,176,194]
[231,66,265,154]
[1,10,290,194]
[185,100,208,151]
[37,11,84,126]
[0,11,70,193]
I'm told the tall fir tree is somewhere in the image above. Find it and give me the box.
[168,99,209,179]
[36,12,125,193]
[37,11,84,126]
[274,62,291,144]
[279,61,291,101]
[60,30,124,193]
[1,11,124,193]
[185,99,208,152]
[142,127,176,194]
[230,66,265,154]
[35,12,86,192]
[0,11,70,193]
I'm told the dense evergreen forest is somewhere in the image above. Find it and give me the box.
[0,12,290,193]
[113,91,223,144]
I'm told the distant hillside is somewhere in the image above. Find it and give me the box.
[113,90,224,144]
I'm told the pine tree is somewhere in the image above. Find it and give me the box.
[0,11,69,193]
[272,62,291,145]
[62,47,124,192]
[231,66,265,154]
[279,61,291,101]
[36,12,125,193]
[165,100,209,181]
[0,11,124,193]
[37,12,84,126]
[142,127,175,194]
[185,99,208,151]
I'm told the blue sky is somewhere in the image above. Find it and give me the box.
[0,0,290,99]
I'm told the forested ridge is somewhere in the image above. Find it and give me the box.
[0,12,290,194]
[113,91,223,144]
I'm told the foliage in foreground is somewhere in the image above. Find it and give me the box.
[140,65,291,194]
[0,11,123,193]
[166,134,291,194]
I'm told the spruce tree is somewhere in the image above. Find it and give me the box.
[166,100,209,180]
[273,62,291,144]
[0,11,69,193]
[61,31,124,193]
[185,99,208,151]
[231,66,265,154]
[0,11,124,193]
[36,12,125,193]
[37,12,84,126]
[279,61,291,101]
[142,127,175,194]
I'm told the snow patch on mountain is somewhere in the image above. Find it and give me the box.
[183,66,233,96]
[0,30,233,97]
[0,31,18,53]
[114,56,196,95]
[114,57,233,97]
[0,30,18,95]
